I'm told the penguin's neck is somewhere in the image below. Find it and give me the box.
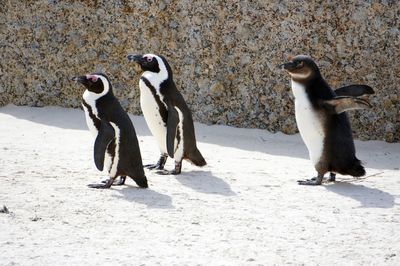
[82,77,111,110]
[82,88,113,114]
[291,79,309,101]
[142,64,169,90]
[83,89,100,104]
[291,79,323,110]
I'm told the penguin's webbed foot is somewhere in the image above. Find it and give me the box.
[145,155,168,170]
[88,178,114,189]
[297,176,323,186]
[156,161,182,175]
[144,163,164,170]
[155,169,181,175]
[100,176,126,186]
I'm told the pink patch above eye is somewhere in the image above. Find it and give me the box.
[86,74,98,82]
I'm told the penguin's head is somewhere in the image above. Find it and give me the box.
[72,73,112,95]
[281,55,320,81]
[127,53,172,78]
[127,54,160,73]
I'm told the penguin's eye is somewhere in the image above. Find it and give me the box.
[86,75,98,82]
[297,61,304,68]
[146,57,152,62]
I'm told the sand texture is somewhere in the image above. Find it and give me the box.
[0,105,399,265]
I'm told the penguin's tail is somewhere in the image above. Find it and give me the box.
[346,159,366,177]
[133,176,148,188]
[129,166,148,188]
[189,148,207,167]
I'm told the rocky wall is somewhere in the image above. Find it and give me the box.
[1,0,399,142]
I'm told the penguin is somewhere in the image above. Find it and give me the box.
[127,54,206,175]
[72,73,148,189]
[281,55,374,185]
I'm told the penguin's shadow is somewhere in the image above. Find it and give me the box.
[113,186,174,209]
[176,171,236,196]
[324,182,397,208]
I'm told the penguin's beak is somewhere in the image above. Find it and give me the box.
[280,61,296,71]
[71,76,88,85]
[127,54,143,63]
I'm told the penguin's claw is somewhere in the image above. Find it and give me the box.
[297,177,322,186]
[88,183,112,189]
[89,178,114,189]
[296,177,316,182]
[156,169,173,175]
[145,156,168,170]
[144,163,164,170]
[155,169,181,175]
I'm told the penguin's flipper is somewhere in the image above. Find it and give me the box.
[94,120,115,171]
[334,85,374,97]
[166,105,179,158]
[321,97,372,114]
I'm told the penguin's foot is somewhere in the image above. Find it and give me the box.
[88,178,114,189]
[328,173,336,182]
[112,176,126,186]
[297,176,323,186]
[156,169,181,175]
[145,155,168,170]
[145,163,164,170]
[100,176,126,186]
[156,161,182,175]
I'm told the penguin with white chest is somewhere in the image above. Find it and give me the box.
[281,55,374,185]
[127,54,206,175]
[73,73,148,189]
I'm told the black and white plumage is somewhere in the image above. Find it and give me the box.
[127,54,206,175]
[73,73,148,189]
[281,55,374,185]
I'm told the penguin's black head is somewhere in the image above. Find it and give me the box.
[281,55,320,81]
[127,54,161,73]
[72,73,112,94]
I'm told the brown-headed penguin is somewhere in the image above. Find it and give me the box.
[127,54,206,175]
[73,73,148,189]
[281,55,374,185]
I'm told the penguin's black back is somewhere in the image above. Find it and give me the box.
[159,57,206,166]
[304,76,365,177]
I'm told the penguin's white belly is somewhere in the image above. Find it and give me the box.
[82,104,98,137]
[108,122,120,177]
[292,81,325,165]
[174,107,185,161]
[140,81,167,154]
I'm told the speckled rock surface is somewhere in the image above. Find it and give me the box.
[1,1,399,142]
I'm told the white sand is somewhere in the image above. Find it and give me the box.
[0,105,399,265]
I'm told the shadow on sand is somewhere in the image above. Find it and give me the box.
[176,171,236,196]
[113,185,174,209]
[324,182,397,208]
[0,105,152,135]
[0,105,87,130]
